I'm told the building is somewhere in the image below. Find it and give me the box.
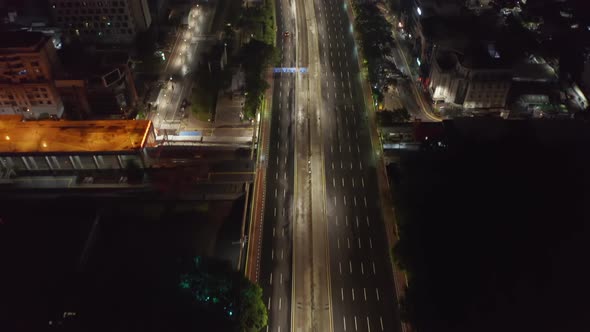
[56,51,139,119]
[0,115,155,174]
[49,0,152,44]
[428,45,512,111]
[0,31,64,119]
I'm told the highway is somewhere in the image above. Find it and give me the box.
[314,0,402,331]
[258,0,296,331]
[255,0,403,331]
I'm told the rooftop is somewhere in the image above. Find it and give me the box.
[0,31,47,52]
[0,116,153,154]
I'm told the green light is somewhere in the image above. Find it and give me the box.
[228,310,233,316]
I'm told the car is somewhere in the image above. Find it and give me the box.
[283,31,290,38]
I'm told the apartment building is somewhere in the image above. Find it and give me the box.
[0,31,64,119]
[49,0,151,44]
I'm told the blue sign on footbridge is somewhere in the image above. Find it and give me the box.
[273,67,308,73]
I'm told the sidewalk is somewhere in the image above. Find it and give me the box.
[244,69,273,283]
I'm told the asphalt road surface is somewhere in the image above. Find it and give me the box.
[315,0,402,331]
[259,0,296,331]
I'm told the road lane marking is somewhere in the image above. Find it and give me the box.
[372,261,376,274]
[352,288,355,301]
[354,196,357,206]
[349,260,353,274]
[364,196,367,207]
[366,216,370,227]
[357,145,360,153]
[369,238,373,249]
[341,160,343,169]
[337,238,340,249]
[376,288,380,301]
[334,196,337,206]
[273,227,275,237]
[341,288,344,301]
[332,162,335,170]
[345,215,349,226]
[347,237,350,248]
[363,288,367,301]
[362,177,365,187]
[279,297,282,310]
[283,188,286,198]
[276,172,278,180]
[280,273,283,284]
[281,249,284,260]
[352,178,355,187]
[270,272,272,285]
[339,261,342,274]
[344,317,347,331]
[367,317,371,332]
[350,162,353,170]
[342,177,345,187]
[348,145,351,152]
[268,297,271,310]
[354,316,358,331]
[283,207,285,216]
[361,262,364,274]
[344,195,347,206]
[356,216,359,227]
[380,317,384,331]
[271,249,274,260]
[360,161,363,170]
[274,188,277,198]
[358,238,361,248]
[274,208,276,217]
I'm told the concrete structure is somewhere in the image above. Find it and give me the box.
[56,51,139,119]
[49,0,151,44]
[0,31,64,119]
[428,47,512,110]
[0,115,155,174]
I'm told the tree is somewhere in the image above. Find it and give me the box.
[390,108,411,122]
[239,282,268,332]
[178,257,268,331]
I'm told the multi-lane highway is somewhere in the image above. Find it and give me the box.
[258,0,296,331]
[255,0,403,331]
[314,0,401,330]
